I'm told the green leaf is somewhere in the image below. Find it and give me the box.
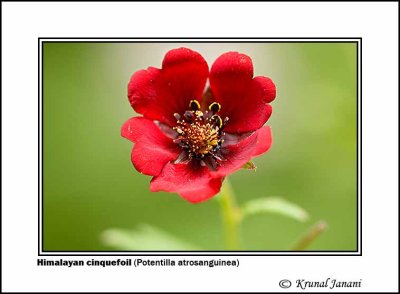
[242,161,257,170]
[101,224,201,250]
[241,197,309,222]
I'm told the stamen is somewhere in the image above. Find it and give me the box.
[189,100,201,111]
[211,115,223,128]
[203,157,218,171]
[184,111,194,121]
[174,151,191,164]
[209,102,221,113]
[173,100,229,169]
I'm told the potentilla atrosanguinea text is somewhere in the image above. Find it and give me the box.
[122,48,276,203]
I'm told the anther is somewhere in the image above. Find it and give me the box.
[211,115,223,128]
[173,113,181,120]
[184,111,194,121]
[209,102,221,113]
[189,100,200,111]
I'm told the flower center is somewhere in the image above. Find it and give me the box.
[173,100,228,164]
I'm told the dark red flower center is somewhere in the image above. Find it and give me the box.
[172,100,229,170]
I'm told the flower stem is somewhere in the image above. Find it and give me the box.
[218,178,241,250]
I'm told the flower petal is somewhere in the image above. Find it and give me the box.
[128,48,209,126]
[121,117,180,176]
[212,126,272,177]
[150,162,223,203]
[210,52,276,133]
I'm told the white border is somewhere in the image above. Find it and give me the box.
[38,38,362,256]
[3,2,398,291]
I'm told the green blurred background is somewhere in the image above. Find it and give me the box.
[43,42,357,251]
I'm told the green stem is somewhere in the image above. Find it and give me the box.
[291,221,327,251]
[218,178,241,250]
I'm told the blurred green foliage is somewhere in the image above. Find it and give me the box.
[43,42,357,251]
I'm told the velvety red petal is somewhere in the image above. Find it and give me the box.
[150,162,223,203]
[210,52,276,133]
[121,117,180,176]
[128,48,209,126]
[212,126,272,177]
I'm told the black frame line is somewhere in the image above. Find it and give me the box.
[38,37,362,256]
[39,37,361,39]
[3,0,400,3]
[5,0,400,3]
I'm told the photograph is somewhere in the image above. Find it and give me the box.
[42,41,358,252]
[2,2,398,293]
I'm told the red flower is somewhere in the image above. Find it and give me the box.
[122,48,276,203]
